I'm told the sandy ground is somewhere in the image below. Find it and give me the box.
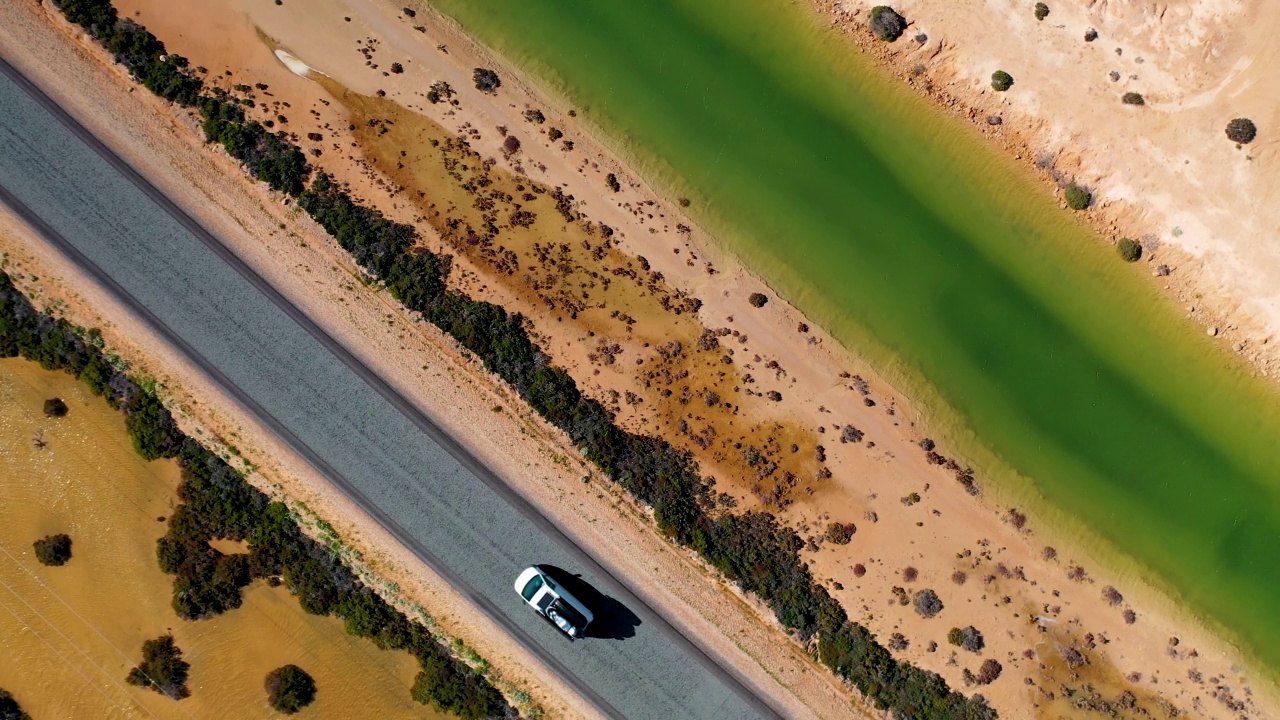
[7,0,1280,717]
[822,0,1280,378]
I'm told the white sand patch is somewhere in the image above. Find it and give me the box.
[274,48,318,78]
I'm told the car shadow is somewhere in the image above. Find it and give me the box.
[536,565,641,641]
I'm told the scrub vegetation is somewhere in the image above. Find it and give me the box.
[265,665,317,714]
[869,6,907,43]
[1225,118,1257,145]
[33,533,73,566]
[126,634,191,700]
[49,1,997,716]
[1064,183,1091,210]
[1117,238,1142,263]
[0,270,508,718]
[0,689,31,720]
[990,71,1013,92]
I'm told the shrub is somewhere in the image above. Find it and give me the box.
[1116,238,1141,262]
[33,534,73,566]
[501,135,521,155]
[126,634,191,699]
[913,588,944,618]
[1101,585,1124,605]
[43,397,69,416]
[1034,2,1049,20]
[825,522,855,545]
[976,658,1003,684]
[902,566,918,582]
[869,6,907,42]
[1225,118,1257,145]
[1064,183,1091,210]
[547,127,563,141]
[0,689,30,720]
[523,108,545,124]
[948,625,985,652]
[265,665,316,714]
[426,80,454,104]
[1122,92,1145,106]
[389,62,403,74]
[748,292,769,308]
[472,67,501,93]
[1123,608,1137,624]
[605,173,621,192]
[990,70,1014,92]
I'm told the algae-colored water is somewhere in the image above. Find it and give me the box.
[0,359,440,718]
[426,0,1280,670]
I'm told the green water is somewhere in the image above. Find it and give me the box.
[427,0,1280,669]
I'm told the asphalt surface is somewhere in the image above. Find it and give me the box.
[0,57,779,720]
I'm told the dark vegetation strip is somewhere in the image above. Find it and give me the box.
[0,688,31,720]
[0,271,509,719]
[50,1,996,716]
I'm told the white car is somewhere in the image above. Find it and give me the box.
[514,566,594,640]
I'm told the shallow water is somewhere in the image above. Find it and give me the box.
[0,359,437,718]
[427,0,1280,670]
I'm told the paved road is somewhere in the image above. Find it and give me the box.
[0,57,778,720]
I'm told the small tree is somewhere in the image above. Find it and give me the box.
[1116,238,1141,262]
[869,6,907,42]
[914,588,944,618]
[33,534,72,566]
[1064,183,1091,210]
[501,135,521,155]
[1122,92,1145,106]
[990,70,1014,92]
[43,397,69,417]
[1034,2,1050,20]
[126,635,191,700]
[1225,118,1257,145]
[472,68,501,94]
[265,665,316,714]
[748,292,769,308]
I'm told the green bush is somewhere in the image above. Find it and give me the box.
[1064,183,1091,210]
[44,397,69,416]
[990,71,1013,92]
[1225,118,1257,145]
[265,665,316,714]
[33,534,73,566]
[1117,238,1142,262]
[1034,2,1049,20]
[748,292,769,308]
[1122,92,1145,106]
[869,6,907,42]
[126,634,190,699]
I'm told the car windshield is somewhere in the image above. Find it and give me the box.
[520,573,544,602]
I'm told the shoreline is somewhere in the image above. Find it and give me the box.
[812,0,1280,381]
[15,0,1280,712]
